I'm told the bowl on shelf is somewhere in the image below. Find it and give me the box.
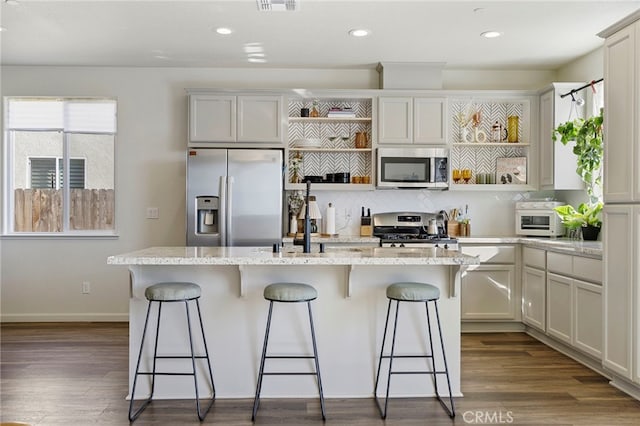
[293,138,322,148]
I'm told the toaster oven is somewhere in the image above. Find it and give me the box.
[515,201,565,237]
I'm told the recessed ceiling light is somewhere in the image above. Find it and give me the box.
[0,27,6,32]
[349,29,370,38]
[4,0,20,5]
[480,31,502,39]
[216,27,233,35]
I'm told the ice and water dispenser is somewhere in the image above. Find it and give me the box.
[196,196,219,235]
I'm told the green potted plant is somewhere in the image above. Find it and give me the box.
[553,202,603,240]
[552,108,604,240]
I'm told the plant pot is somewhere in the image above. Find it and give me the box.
[582,225,600,241]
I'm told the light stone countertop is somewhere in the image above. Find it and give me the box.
[281,235,380,244]
[280,235,602,258]
[458,237,602,257]
[107,246,480,266]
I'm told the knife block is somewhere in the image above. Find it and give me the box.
[360,225,372,237]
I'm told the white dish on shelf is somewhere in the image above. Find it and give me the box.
[293,138,322,148]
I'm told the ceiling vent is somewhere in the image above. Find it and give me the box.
[257,0,298,12]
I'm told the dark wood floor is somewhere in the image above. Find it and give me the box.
[2,323,640,425]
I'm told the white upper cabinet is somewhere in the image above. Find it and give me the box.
[378,97,412,144]
[189,94,283,144]
[237,95,284,143]
[539,83,585,190]
[378,96,446,145]
[190,95,236,142]
[413,97,447,144]
[603,22,640,202]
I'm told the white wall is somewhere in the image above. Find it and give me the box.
[1,65,585,321]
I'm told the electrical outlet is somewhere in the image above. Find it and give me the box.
[146,207,159,219]
[82,281,91,294]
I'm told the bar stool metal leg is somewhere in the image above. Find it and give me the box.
[185,299,216,421]
[307,301,326,420]
[374,299,401,419]
[429,300,455,417]
[252,301,274,421]
[129,300,163,422]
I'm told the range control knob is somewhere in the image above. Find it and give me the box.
[399,243,405,248]
[444,244,449,250]
[434,243,439,248]
[390,243,396,248]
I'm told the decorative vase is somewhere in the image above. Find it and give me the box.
[460,127,471,143]
[581,225,600,241]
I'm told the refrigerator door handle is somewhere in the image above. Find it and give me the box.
[219,175,227,246]
[227,176,234,246]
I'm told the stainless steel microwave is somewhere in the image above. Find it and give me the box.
[377,147,449,189]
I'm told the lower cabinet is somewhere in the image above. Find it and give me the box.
[545,252,603,360]
[574,280,603,359]
[460,245,519,321]
[461,264,517,320]
[547,272,573,344]
[522,265,546,332]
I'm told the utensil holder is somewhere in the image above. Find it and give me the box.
[360,225,372,237]
[447,221,459,237]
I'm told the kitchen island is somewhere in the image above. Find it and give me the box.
[108,246,479,400]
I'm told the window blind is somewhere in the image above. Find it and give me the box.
[7,98,116,133]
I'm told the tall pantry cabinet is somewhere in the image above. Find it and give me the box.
[600,10,640,393]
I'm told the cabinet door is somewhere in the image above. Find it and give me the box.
[573,279,602,359]
[522,266,546,332]
[547,272,572,344]
[523,247,545,270]
[604,24,638,202]
[189,95,236,142]
[461,265,516,320]
[540,85,584,190]
[539,89,554,188]
[413,97,446,144]
[378,97,412,144]
[603,204,634,379]
[237,95,283,143]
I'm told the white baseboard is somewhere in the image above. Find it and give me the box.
[462,321,525,333]
[0,313,129,322]
[524,326,608,379]
[609,377,640,402]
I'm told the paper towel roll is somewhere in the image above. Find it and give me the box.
[325,203,336,235]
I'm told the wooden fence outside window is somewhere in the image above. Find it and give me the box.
[14,188,115,232]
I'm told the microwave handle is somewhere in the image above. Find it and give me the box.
[429,157,436,183]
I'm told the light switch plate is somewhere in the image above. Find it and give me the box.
[146,207,159,219]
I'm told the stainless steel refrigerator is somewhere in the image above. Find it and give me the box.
[187,149,283,246]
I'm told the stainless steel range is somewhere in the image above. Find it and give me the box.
[373,212,459,250]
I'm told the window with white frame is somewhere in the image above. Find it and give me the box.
[3,97,116,234]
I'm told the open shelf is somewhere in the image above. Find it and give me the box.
[290,148,372,152]
[449,184,535,191]
[287,183,375,191]
[289,117,372,123]
[453,142,530,147]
